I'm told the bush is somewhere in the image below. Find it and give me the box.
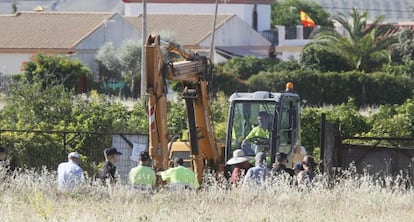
[301,99,371,154]
[221,56,279,80]
[0,81,147,171]
[248,70,414,106]
[300,45,352,72]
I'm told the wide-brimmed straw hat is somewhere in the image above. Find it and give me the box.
[226,149,251,165]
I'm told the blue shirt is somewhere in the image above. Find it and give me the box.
[243,165,269,185]
[57,160,84,190]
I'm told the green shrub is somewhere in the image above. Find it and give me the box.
[248,70,414,106]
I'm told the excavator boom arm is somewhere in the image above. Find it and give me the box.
[145,35,220,182]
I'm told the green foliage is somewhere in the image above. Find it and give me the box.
[22,53,92,92]
[213,57,300,96]
[270,58,301,72]
[304,8,396,73]
[300,44,352,72]
[96,40,142,98]
[167,100,187,136]
[324,99,371,137]
[1,82,72,129]
[338,99,414,147]
[210,92,230,141]
[271,0,333,27]
[164,93,229,141]
[247,70,414,106]
[118,40,142,98]
[382,60,414,78]
[301,107,323,154]
[366,99,414,138]
[301,99,370,154]
[210,68,247,96]
[387,29,414,78]
[391,29,414,63]
[96,43,120,73]
[221,56,279,80]
[0,79,147,171]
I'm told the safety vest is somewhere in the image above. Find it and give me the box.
[129,165,156,186]
[245,127,269,140]
[161,166,199,189]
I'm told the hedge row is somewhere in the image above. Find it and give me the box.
[248,70,414,106]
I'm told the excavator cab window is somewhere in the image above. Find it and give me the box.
[278,96,300,154]
[229,101,276,159]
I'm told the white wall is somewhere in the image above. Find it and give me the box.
[77,14,140,49]
[125,3,271,31]
[0,53,33,75]
[200,16,271,47]
[274,25,312,61]
[76,14,140,76]
[198,16,270,63]
[0,14,140,77]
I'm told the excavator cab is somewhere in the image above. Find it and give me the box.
[225,89,301,167]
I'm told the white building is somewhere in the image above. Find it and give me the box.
[124,0,274,32]
[0,11,139,76]
[125,13,272,63]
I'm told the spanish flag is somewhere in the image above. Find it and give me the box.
[300,10,316,28]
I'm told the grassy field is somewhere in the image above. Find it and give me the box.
[1,169,414,222]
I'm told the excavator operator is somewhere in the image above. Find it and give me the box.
[241,111,271,155]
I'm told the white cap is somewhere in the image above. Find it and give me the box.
[68,152,80,159]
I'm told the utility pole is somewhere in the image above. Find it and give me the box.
[209,0,219,62]
[140,0,147,99]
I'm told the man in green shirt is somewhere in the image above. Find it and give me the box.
[160,157,200,190]
[244,111,271,140]
[242,111,271,155]
[129,151,156,191]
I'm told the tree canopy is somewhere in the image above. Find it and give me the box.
[21,53,91,92]
[271,0,333,28]
[96,40,142,98]
[302,8,396,73]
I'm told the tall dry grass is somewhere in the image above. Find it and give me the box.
[1,168,414,222]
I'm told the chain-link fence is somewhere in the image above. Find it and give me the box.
[0,129,148,182]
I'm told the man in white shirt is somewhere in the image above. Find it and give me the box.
[57,152,85,191]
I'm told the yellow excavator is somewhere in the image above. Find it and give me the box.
[145,35,224,183]
[145,35,302,184]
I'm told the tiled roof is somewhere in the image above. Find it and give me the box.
[52,0,124,13]
[125,14,234,46]
[0,0,54,14]
[0,11,115,50]
[313,0,413,22]
[124,0,274,4]
[379,24,414,37]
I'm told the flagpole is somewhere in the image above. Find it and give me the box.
[289,6,296,27]
[209,0,218,62]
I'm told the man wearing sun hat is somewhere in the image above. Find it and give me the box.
[57,151,85,191]
[226,149,252,186]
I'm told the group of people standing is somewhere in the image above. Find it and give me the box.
[129,151,199,191]
[226,148,317,187]
[57,147,199,192]
[5,143,315,192]
[57,147,123,191]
